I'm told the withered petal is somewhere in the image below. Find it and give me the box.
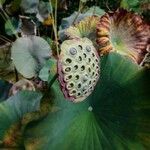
[96,9,150,64]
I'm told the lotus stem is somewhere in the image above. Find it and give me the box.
[48,73,58,89]
[49,0,59,57]
[14,67,19,82]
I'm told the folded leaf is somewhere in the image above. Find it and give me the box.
[0,91,42,147]
[11,36,51,78]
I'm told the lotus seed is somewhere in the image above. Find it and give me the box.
[86,45,91,52]
[70,48,77,55]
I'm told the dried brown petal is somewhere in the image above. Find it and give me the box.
[97,9,150,64]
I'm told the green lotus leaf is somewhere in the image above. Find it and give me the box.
[0,90,42,147]
[120,0,149,13]
[11,36,51,78]
[24,53,150,150]
[120,0,140,10]
[39,58,57,82]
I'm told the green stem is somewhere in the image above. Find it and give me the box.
[48,73,58,89]
[49,0,59,56]
[14,67,19,82]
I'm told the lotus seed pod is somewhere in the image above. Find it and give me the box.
[96,9,150,64]
[58,38,100,102]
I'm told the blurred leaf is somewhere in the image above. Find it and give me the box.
[0,0,5,5]
[5,17,19,36]
[36,1,52,22]
[81,0,88,2]
[0,79,12,102]
[24,53,150,150]
[11,36,51,78]
[39,58,57,82]
[21,0,39,14]
[0,43,12,70]
[0,90,42,147]
[5,0,21,15]
[120,0,150,13]
[120,0,139,9]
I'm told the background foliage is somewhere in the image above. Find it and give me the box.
[0,0,149,149]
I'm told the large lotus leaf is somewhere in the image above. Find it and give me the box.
[0,79,12,102]
[11,36,51,78]
[0,90,42,147]
[24,53,150,150]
